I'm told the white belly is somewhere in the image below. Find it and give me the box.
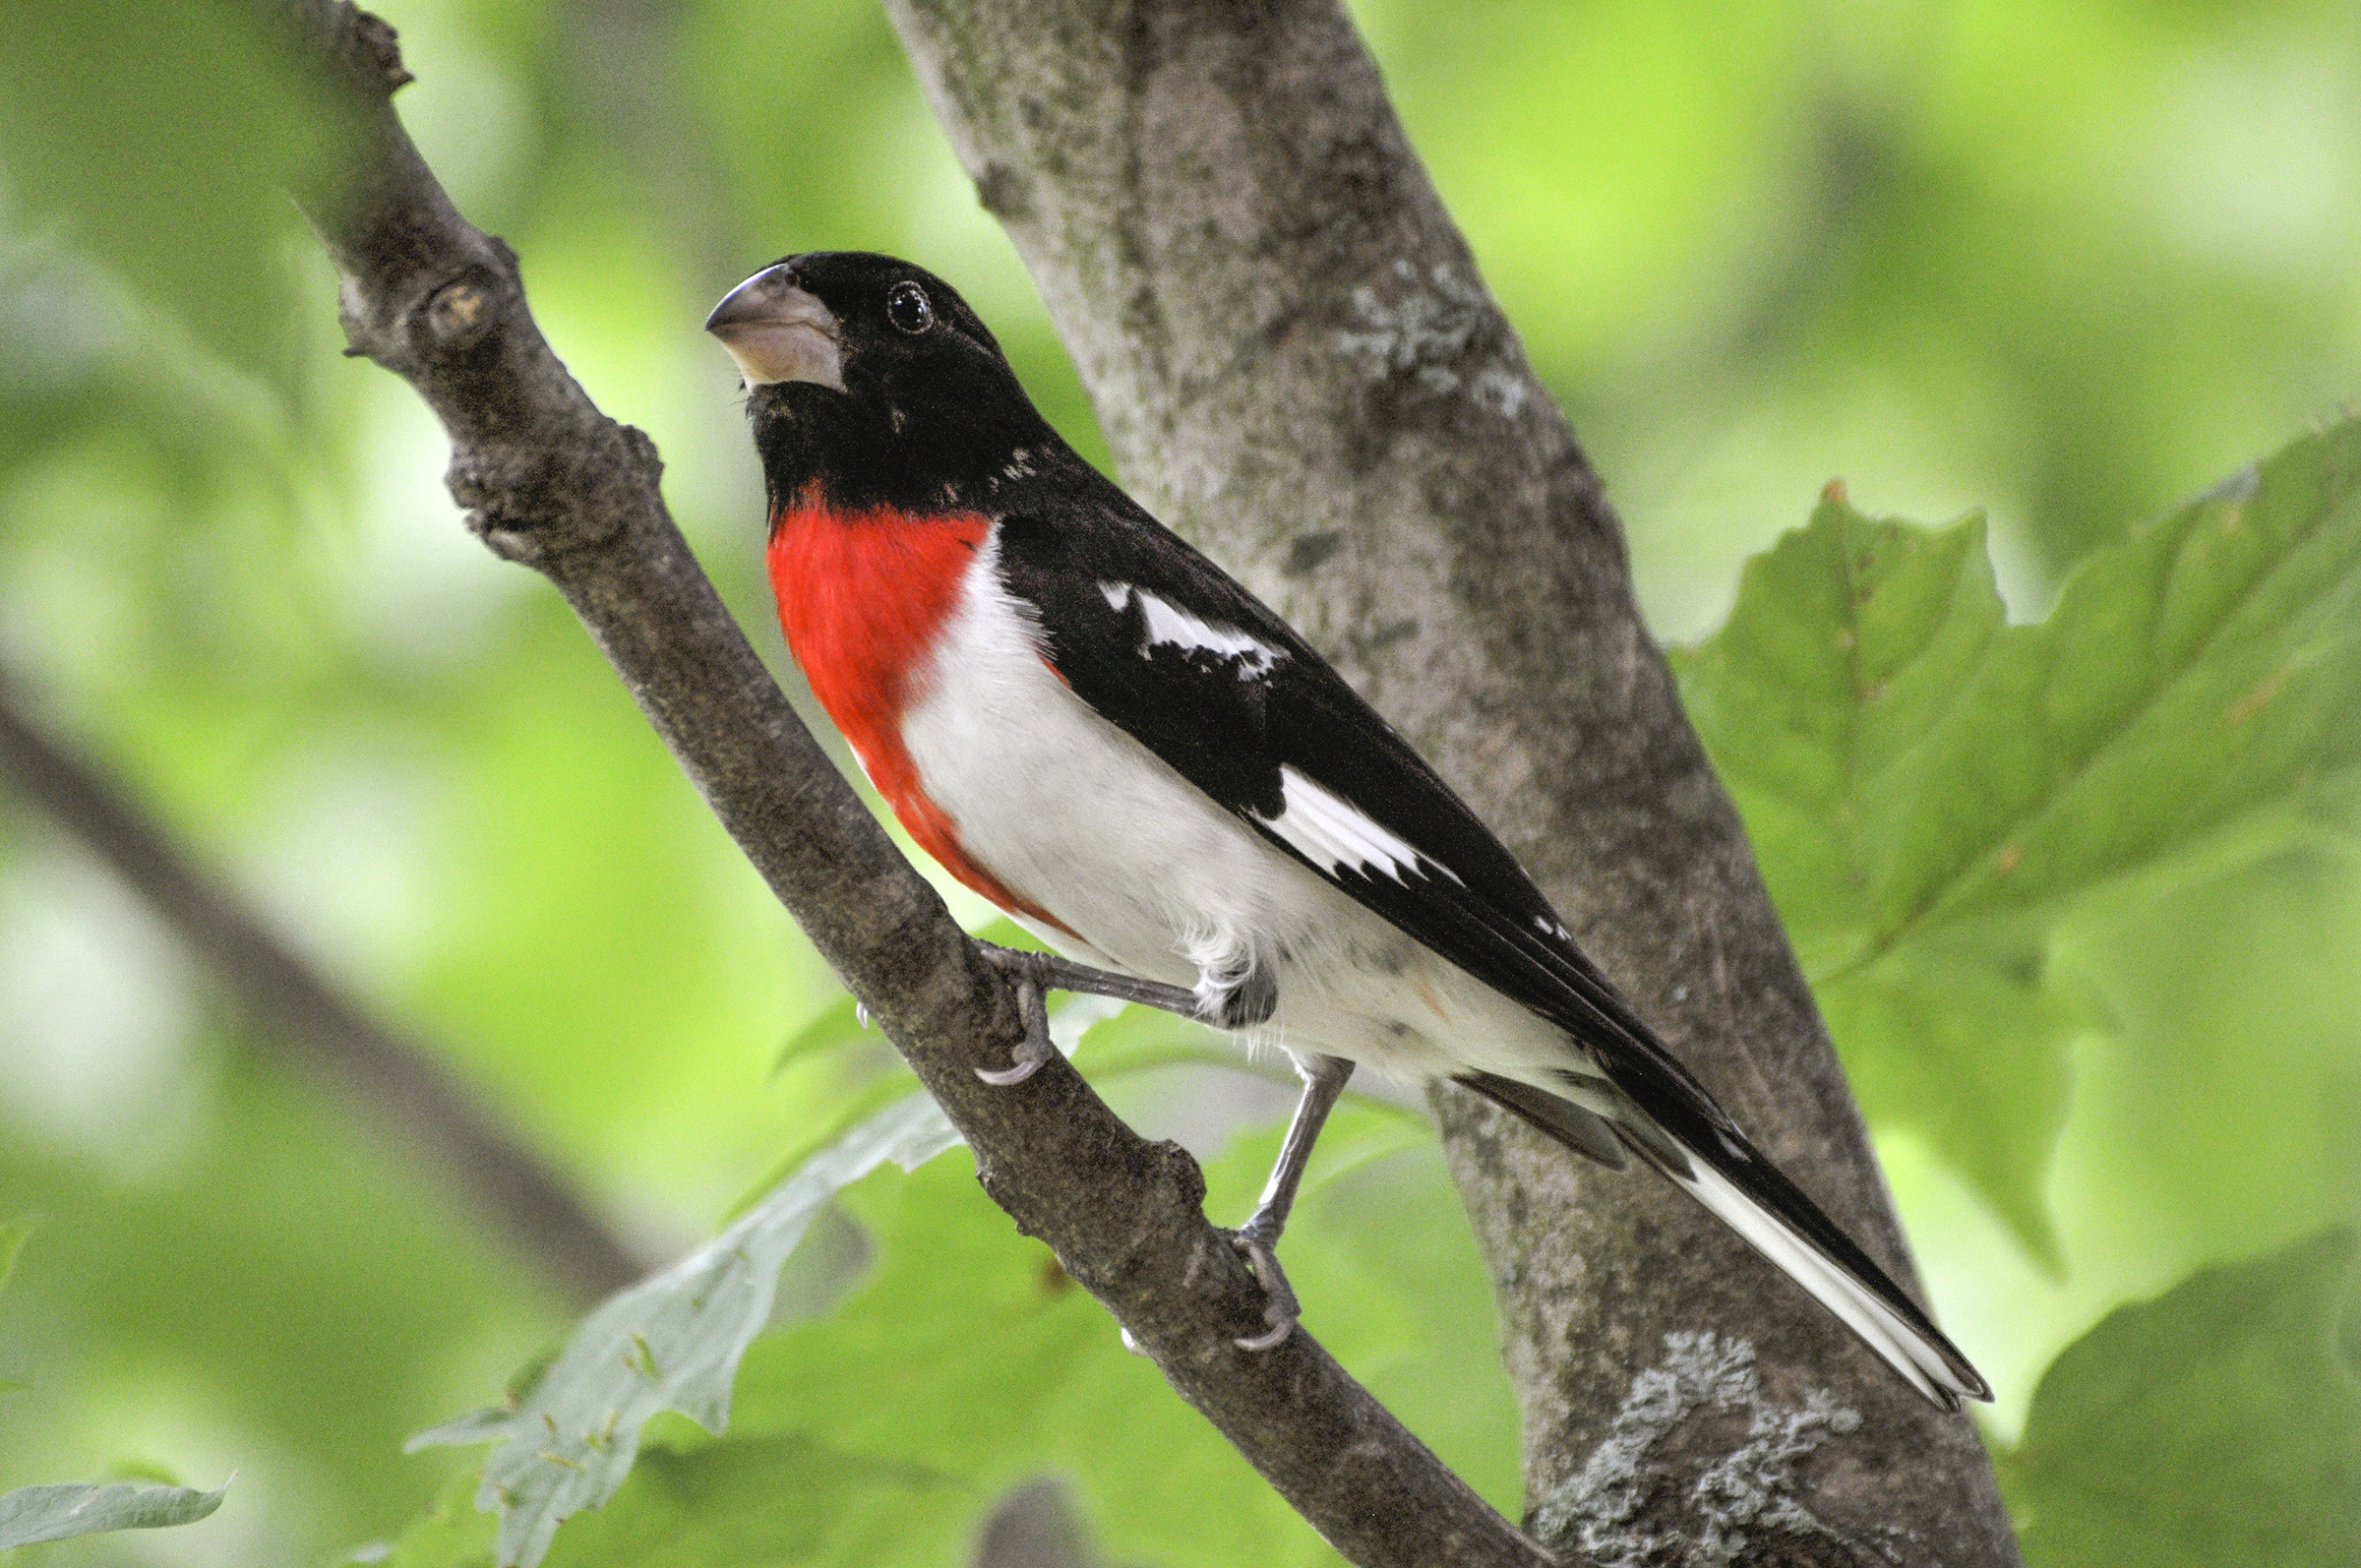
[895,531,1579,1089]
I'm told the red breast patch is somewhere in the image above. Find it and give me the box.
[767,493,1066,932]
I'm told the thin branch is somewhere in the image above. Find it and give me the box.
[273,4,1557,1563]
[0,679,650,1304]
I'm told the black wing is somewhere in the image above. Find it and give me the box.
[993,481,1663,1063]
[992,472,1989,1409]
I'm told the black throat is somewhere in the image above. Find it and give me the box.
[747,373,1059,516]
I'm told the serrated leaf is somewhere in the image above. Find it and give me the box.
[1675,425,2361,1250]
[0,1478,229,1548]
[2000,1229,2361,1566]
[408,1094,965,1568]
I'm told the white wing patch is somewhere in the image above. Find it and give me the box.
[1255,766,1462,885]
[1098,581,1281,675]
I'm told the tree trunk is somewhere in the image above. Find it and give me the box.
[884,1,2020,1560]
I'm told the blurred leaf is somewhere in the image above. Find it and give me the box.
[378,1439,946,1568]
[0,1218,30,1395]
[724,1069,931,1223]
[0,1217,30,1297]
[0,1477,228,1548]
[0,0,334,386]
[2001,1229,2361,1567]
[538,1437,952,1568]
[769,917,1041,1078]
[409,1093,963,1568]
[769,995,870,1079]
[1675,422,2361,1252]
[1814,927,2084,1268]
[0,1050,559,1554]
[376,1475,497,1568]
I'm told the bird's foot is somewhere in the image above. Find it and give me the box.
[976,942,1205,1018]
[1226,1223,1301,1352]
[974,951,1054,1086]
[972,941,1210,1085]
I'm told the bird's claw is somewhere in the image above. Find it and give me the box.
[1228,1229,1300,1352]
[975,965,1055,1086]
[974,1051,1046,1087]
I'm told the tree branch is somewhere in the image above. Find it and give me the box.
[275,3,1554,1562]
[0,678,650,1304]
[882,0,2021,1561]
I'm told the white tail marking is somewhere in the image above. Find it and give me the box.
[1674,1161,1978,1408]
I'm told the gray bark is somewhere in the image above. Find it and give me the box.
[882,1,2022,1562]
[278,3,1552,1562]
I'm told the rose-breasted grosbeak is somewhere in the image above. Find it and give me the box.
[706,251,1987,1409]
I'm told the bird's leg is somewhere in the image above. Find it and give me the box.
[975,943,1343,1352]
[971,942,1204,1085]
[1230,1052,1355,1351]
[977,943,1204,1014]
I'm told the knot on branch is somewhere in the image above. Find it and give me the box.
[422,275,496,352]
[398,250,517,367]
[283,0,412,95]
[450,421,660,564]
[335,251,517,377]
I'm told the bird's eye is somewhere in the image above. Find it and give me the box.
[885,281,934,334]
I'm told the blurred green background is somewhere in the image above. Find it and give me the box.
[0,0,2355,1563]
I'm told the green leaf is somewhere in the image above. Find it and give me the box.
[1814,926,2085,1267]
[0,1477,229,1548]
[0,1217,33,1394]
[2001,1228,2361,1567]
[408,1093,964,1568]
[403,1094,1509,1568]
[1674,423,2361,1252]
[372,1475,496,1568]
[538,1437,954,1568]
[769,917,1044,1078]
[709,1106,1512,1568]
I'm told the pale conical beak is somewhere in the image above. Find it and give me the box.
[704,264,845,391]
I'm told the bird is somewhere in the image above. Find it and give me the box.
[704,250,1989,1410]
